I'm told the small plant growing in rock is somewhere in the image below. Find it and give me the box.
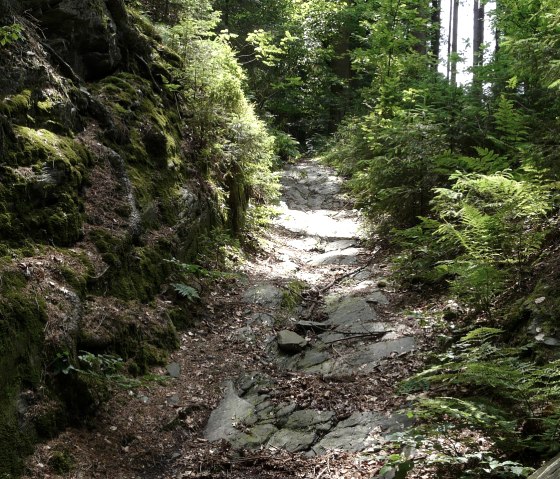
[281,279,307,312]
[0,24,22,47]
[47,450,73,474]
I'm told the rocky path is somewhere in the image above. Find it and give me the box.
[201,160,417,457]
[24,159,423,479]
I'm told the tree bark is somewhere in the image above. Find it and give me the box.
[450,0,459,85]
[473,0,485,68]
[412,2,428,55]
[430,0,441,69]
[446,0,453,81]
[494,0,501,55]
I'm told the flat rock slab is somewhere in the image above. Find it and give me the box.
[277,330,307,353]
[204,382,255,442]
[318,322,390,344]
[231,326,256,343]
[296,350,331,370]
[230,424,278,450]
[278,207,360,239]
[246,312,275,327]
[324,239,357,252]
[367,290,390,306]
[296,320,330,332]
[308,247,362,266]
[284,409,335,432]
[325,337,416,375]
[243,283,284,308]
[529,453,560,478]
[325,296,378,327]
[166,362,181,378]
[311,412,412,455]
[267,429,316,453]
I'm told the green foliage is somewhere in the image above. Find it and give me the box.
[47,450,73,474]
[333,107,454,230]
[392,217,452,285]
[281,279,307,312]
[164,256,236,307]
[493,95,528,145]
[403,327,560,461]
[431,171,550,311]
[53,350,142,389]
[381,429,533,478]
[155,9,280,232]
[0,24,22,47]
[272,129,301,164]
[172,283,200,301]
[393,168,551,311]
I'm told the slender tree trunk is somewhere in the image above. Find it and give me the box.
[329,23,351,131]
[473,0,485,68]
[413,2,429,55]
[446,0,453,81]
[450,0,459,85]
[224,0,230,28]
[494,0,501,55]
[430,0,441,70]
[472,0,485,95]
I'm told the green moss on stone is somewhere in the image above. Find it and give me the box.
[36,100,55,113]
[11,126,89,174]
[0,266,47,477]
[0,127,92,245]
[0,89,32,117]
[48,450,74,474]
[89,228,174,302]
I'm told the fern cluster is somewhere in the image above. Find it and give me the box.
[394,168,551,312]
[402,328,560,460]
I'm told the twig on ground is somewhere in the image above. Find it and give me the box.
[325,331,392,344]
[319,246,380,294]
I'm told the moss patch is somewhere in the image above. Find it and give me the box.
[0,127,92,246]
[79,297,178,376]
[0,89,32,117]
[0,265,47,477]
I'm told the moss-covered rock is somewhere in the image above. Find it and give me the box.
[0,1,277,473]
[0,265,47,476]
[79,296,179,375]
[0,125,91,246]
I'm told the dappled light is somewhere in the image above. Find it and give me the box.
[1,0,560,477]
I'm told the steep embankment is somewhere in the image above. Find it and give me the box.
[0,1,273,475]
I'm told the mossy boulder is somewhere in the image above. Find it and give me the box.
[21,0,124,80]
[79,296,179,375]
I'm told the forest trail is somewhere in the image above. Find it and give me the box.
[24,160,425,478]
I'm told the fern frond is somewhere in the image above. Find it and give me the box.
[172,283,200,301]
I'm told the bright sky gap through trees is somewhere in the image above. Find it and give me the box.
[440,0,496,84]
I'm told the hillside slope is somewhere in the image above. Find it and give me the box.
[0,0,275,474]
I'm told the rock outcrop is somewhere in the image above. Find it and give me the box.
[0,1,270,474]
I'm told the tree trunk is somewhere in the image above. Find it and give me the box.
[446,0,453,81]
[223,0,230,28]
[473,0,485,68]
[494,0,501,55]
[430,0,441,69]
[472,0,485,95]
[450,0,459,85]
[412,2,429,55]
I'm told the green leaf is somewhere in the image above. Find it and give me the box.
[172,283,200,301]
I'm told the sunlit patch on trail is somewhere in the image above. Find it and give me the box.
[277,203,361,239]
